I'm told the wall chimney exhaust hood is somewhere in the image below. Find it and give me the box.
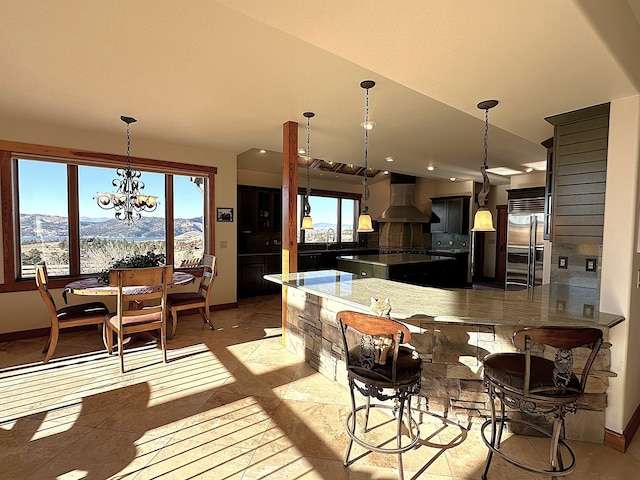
[377,173,430,223]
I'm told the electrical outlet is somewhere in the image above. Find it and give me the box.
[586,258,597,272]
[558,256,568,269]
[583,304,595,318]
[220,240,227,248]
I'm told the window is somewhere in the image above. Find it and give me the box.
[298,189,361,246]
[18,159,70,277]
[1,141,216,289]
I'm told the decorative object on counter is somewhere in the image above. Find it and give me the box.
[216,207,233,222]
[357,80,375,233]
[338,310,422,480]
[97,251,166,284]
[95,116,158,224]
[472,100,498,232]
[369,296,391,317]
[480,327,603,479]
[301,111,315,230]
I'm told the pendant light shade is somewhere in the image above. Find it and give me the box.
[357,80,375,233]
[472,207,494,231]
[471,100,498,232]
[357,213,373,232]
[301,111,315,231]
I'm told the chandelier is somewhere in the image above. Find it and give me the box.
[356,80,375,233]
[472,100,498,232]
[301,111,315,231]
[95,116,158,224]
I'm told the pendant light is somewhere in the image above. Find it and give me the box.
[472,100,498,232]
[301,111,315,231]
[95,116,158,224]
[357,80,375,233]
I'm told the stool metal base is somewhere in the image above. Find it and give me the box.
[345,402,420,480]
[480,416,576,480]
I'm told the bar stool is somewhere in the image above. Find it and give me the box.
[481,327,603,479]
[337,310,422,480]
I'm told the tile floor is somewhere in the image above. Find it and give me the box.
[1,294,639,479]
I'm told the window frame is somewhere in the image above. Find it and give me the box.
[0,140,216,292]
[297,187,361,246]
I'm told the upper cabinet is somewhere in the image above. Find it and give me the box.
[545,103,609,245]
[237,185,282,233]
[430,196,470,234]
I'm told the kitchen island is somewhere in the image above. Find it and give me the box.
[336,253,456,287]
[266,269,623,443]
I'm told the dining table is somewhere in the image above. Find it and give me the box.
[63,271,196,341]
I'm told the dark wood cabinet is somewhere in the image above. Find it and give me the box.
[430,196,470,234]
[237,185,282,233]
[237,254,281,297]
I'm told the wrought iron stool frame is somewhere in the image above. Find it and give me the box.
[338,310,422,480]
[480,327,603,480]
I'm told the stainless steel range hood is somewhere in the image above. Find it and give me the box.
[377,173,430,223]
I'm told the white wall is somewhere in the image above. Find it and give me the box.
[600,95,640,434]
[0,117,238,334]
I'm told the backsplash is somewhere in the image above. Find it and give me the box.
[550,243,602,290]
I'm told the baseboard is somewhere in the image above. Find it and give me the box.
[605,402,640,453]
[0,327,50,343]
[0,302,239,343]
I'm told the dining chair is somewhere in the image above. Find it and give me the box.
[35,263,109,363]
[104,265,171,373]
[167,254,217,336]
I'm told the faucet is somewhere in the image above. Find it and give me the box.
[326,228,336,248]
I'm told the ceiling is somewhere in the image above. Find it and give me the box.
[1,1,639,185]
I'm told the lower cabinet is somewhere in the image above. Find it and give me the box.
[238,254,281,297]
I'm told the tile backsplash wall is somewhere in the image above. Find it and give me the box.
[550,243,602,289]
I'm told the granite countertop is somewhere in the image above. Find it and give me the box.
[337,254,455,266]
[265,269,624,328]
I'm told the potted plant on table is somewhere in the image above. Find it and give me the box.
[97,251,166,284]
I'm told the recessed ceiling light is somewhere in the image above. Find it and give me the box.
[298,148,306,155]
[486,166,522,176]
[449,177,456,182]
[427,166,435,171]
[525,167,534,173]
[259,149,267,154]
[383,170,389,175]
[385,156,394,162]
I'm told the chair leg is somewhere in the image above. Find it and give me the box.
[118,331,125,374]
[550,416,564,478]
[171,308,178,338]
[42,328,59,363]
[344,380,357,467]
[482,387,498,480]
[363,394,372,433]
[396,393,407,480]
[161,323,167,364]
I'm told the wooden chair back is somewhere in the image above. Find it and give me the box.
[337,310,411,385]
[113,266,171,328]
[198,254,217,299]
[513,326,603,396]
[35,263,58,323]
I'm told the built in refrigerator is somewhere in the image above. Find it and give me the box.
[505,196,545,290]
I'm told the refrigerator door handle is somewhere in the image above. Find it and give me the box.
[529,215,537,288]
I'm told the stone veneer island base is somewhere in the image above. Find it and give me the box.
[265,270,624,444]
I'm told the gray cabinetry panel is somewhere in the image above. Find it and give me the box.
[545,103,610,245]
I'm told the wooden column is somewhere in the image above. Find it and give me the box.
[282,121,298,344]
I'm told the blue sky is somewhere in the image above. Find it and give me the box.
[18,159,204,219]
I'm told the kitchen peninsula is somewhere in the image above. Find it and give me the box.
[265,270,623,443]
